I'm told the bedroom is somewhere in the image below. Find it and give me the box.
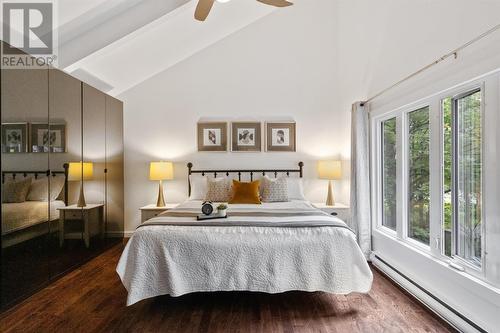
[1,0,499,332]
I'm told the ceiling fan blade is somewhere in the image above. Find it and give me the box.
[195,0,215,21]
[256,0,293,7]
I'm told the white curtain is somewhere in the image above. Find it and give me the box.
[350,102,371,258]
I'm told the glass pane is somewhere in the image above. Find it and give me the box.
[408,107,430,244]
[442,98,452,256]
[382,118,397,230]
[455,90,482,266]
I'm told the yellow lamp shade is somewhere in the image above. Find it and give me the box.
[149,161,174,181]
[68,162,94,181]
[318,160,342,180]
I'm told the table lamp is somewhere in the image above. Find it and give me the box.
[68,161,94,207]
[318,160,342,206]
[150,161,174,207]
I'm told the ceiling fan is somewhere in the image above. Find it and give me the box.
[194,0,293,21]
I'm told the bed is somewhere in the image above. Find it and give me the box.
[117,163,373,306]
[1,167,69,248]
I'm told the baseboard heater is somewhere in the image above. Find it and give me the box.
[372,254,486,333]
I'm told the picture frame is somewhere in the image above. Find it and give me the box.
[1,122,28,153]
[197,122,228,152]
[266,122,296,152]
[231,122,261,152]
[30,123,67,153]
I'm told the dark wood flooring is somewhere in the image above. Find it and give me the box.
[0,243,456,333]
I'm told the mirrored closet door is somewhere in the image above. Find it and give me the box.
[1,64,51,307]
[1,42,124,310]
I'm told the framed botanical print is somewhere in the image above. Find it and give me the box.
[266,122,296,152]
[231,122,261,152]
[197,122,228,152]
[1,122,28,153]
[30,123,67,153]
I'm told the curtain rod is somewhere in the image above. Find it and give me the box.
[362,22,500,107]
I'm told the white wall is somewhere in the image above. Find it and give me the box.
[337,0,500,113]
[119,0,348,232]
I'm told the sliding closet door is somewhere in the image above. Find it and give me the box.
[105,96,124,238]
[1,63,50,308]
[47,68,83,277]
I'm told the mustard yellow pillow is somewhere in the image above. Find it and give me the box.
[229,180,261,204]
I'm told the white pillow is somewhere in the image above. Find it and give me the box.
[286,177,306,201]
[26,176,65,201]
[189,174,208,200]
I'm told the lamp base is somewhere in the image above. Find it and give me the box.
[156,180,166,207]
[325,180,335,206]
[77,184,87,207]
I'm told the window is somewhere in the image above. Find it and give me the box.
[407,107,430,245]
[382,118,397,230]
[453,89,482,267]
[373,71,498,288]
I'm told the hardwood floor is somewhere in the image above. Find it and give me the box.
[0,243,456,333]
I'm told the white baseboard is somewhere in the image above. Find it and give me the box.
[371,252,484,333]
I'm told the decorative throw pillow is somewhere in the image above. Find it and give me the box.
[229,180,261,204]
[2,177,32,203]
[205,178,232,202]
[261,176,288,202]
[287,177,306,200]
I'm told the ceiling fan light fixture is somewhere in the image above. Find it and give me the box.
[216,0,231,3]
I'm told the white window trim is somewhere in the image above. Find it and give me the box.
[370,69,500,287]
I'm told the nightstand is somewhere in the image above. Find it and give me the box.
[314,203,351,223]
[58,204,104,248]
[140,203,179,223]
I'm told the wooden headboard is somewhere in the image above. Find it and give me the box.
[2,163,70,205]
[187,162,304,196]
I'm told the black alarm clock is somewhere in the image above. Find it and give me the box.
[201,201,214,215]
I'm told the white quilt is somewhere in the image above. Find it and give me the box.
[117,200,373,306]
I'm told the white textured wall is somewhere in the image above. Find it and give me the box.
[119,0,346,232]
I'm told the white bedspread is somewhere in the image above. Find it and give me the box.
[117,200,373,306]
[2,200,65,235]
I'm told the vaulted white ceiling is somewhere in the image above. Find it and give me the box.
[58,0,279,95]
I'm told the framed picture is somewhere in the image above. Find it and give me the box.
[231,122,261,152]
[266,122,296,152]
[1,122,28,153]
[30,123,66,153]
[197,122,228,152]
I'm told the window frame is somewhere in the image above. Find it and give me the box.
[380,116,398,233]
[371,76,493,282]
[373,111,400,237]
[446,85,486,273]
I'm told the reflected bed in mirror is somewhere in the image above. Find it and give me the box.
[1,165,68,248]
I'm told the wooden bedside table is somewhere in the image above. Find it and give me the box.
[57,204,104,248]
[140,203,179,223]
[313,203,351,224]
